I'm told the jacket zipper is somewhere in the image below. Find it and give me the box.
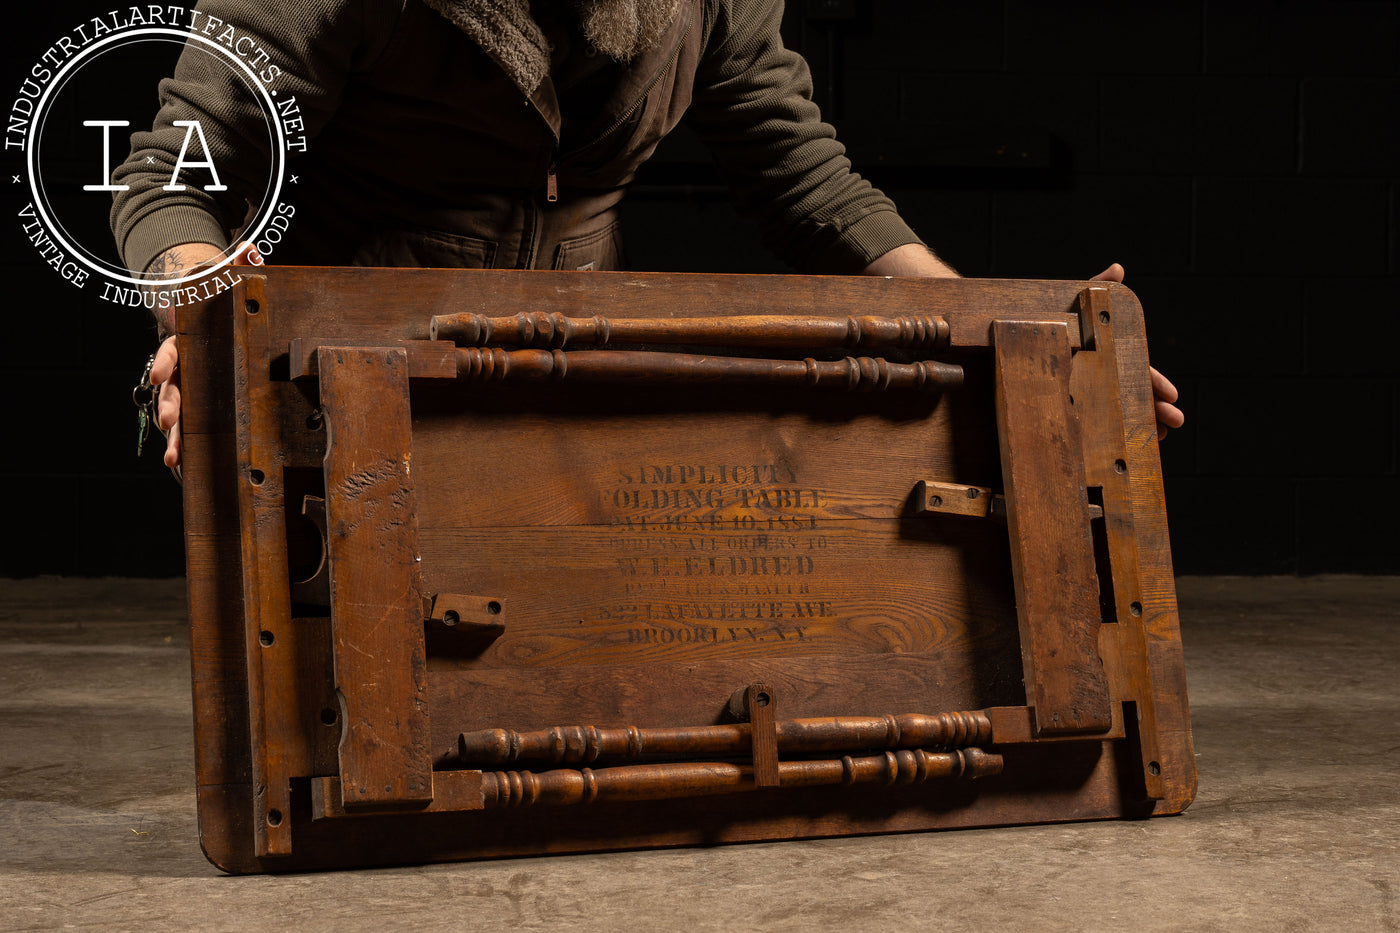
[538,2,692,240]
[559,3,695,163]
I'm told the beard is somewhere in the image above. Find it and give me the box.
[569,0,680,62]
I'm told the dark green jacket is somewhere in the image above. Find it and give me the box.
[112,0,922,276]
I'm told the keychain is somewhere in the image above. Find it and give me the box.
[132,352,158,456]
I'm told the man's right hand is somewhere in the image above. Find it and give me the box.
[146,241,263,469]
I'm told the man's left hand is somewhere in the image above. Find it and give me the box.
[863,249,1184,441]
[1090,264,1184,440]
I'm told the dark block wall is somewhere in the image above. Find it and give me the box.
[631,0,1400,575]
[4,1,1397,576]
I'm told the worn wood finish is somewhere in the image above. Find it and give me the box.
[993,320,1113,736]
[1072,286,1168,799]
[452,348,963,392]
[431,311,950,351]
[311,747,999,818]
[290,338,458,381]
[311,771,486,820]
[474,747,1004,807]
[178,267,1194,873]
[182,266,1085,348]
[424,652,1019,758]
[319,346,434,810]
[742,684,782,787]
[451,710,994,768]
[913,480,995,519]
[913,481,1105,522]
[231,277,299,856]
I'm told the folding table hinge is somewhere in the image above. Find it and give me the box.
[728,684,781,788]
[423,593,507,639]
[914,481,1102,521]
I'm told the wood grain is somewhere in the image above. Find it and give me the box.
[320,346,433,810]
[176,268,1194,872]
[993,320,1112,736]
[431,311,950,352]
[452,348,964,392]
[451,710,994,768]
[231,276,297,855]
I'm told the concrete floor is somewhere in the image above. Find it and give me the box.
[0,576,1396,932]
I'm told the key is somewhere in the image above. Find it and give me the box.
[133,353,157,457]
[136,406,150,456]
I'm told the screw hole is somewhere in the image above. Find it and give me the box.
[1148,761,1161,776]
[320,707,338,726]
[442,610,460,627]
[754,692,770,708]
[929,495,943,507]
[487,601,503,615]
[1098,310,1110,325]
[259,630,275,647]
[249,469,265,486]
[966,488,980,500]
[266,808,282,826]
[1113,459,1127,475]
[1130,601,1143,617]
[245,298,260,315]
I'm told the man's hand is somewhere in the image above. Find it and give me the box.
[863,251,1184,440]
[1089,263,1184,440]
[146,241,263,469]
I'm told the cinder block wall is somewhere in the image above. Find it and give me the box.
[632,0,1400,574]
[4,7,183,577]
[3,1,1396,575]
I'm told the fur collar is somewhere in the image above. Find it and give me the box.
[419,0,554,94]
[418,0,680,95]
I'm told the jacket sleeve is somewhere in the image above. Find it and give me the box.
[110,0,402,275]
[685,0,922,274]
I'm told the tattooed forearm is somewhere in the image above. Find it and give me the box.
[144,249,187,280]
[141,249,187,337]
[140,243,224,338]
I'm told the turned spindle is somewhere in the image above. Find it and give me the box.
[478,748,1002,809]
[455,710,995,768]
[452,348,962,392]
[431,311,950,353]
